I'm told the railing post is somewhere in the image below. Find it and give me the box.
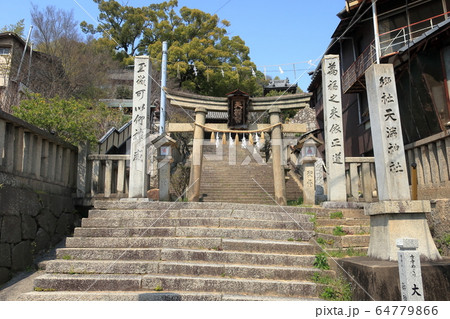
[436,140,449,182]
[14,126,24,173]
[349,163,359,199]
[104,159,112,198]
[4,124,15,172]
[33,136,42,179]
[420,145,432,184]
[361,162,373,202]
[23,132,33,175]
[117,159,126,194]
[413,148,424,185]
[91,159,99,197]
[62,148,71,186]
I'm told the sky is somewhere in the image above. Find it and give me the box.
[0,0,345,91]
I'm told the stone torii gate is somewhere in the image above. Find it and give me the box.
[164,88,312,205]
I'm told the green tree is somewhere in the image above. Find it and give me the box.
[82,0,263,97]
[13,94,127,145]
[0,19,25,38]
[80,0,151,57]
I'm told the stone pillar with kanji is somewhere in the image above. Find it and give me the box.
[322,55,346,201]
[364,64,440,261]
[129,56,152,198]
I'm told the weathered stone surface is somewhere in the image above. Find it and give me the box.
[34,228,51,252]
[1,216,22,243]
[365,200,431,215]
[0,267,10,285]
[0,244,11,267]
[338,257,450,301]
[11,241,33,271]
[147,189,159,201]
[22,215,37,240]
[0,187,41,217]
[55,213,73,236]
[36,211,57,234]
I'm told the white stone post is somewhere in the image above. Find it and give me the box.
[322,55,346,201]
[364,64,441,261]
[397,238,425,301]
[366,64,409,201]
[129,56,152,198]
[301,159,316,205]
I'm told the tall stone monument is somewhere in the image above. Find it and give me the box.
[322,55,346,201]
[129,56,152,198]
[364,64,440,261]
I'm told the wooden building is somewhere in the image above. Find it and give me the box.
[309,0,450,157]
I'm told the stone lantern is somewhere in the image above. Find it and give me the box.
[297,134,323,205]
[151,134,177,201]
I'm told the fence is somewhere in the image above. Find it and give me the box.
[404,130,450,199]
[0,110,77,189]
[87,154,130,198]
[345,157,377,202]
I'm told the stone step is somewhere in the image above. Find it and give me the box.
[65,236,222,250]
[73,227,314,241]
[19,291,319,301]
[57,248,162,261]
[91,200,348,215]
[64,237,317,255]
[81,217,313,231]
[315,234,370,248]
[160,247,318,266]
[141,274,320,298]
[33,273,321,297]
[221,238,318,255]
[34,274,142,291]
[315,225,370,235]
[315,218,370,227]
[88,209,313,223]
[44,260,325,281]
[56,247,318,264]
[314,209,367,219]
[200,198,276,204]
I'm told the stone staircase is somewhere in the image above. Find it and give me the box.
[314,208,370,252]
[200,145,302,204]
[19,200,347,301]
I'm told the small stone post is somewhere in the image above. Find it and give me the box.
[188,107,207,202]
[397,238,425,301]
[152,134,176,201]
[129,56,152,198]
[269,107,287,206]
[322,55,346,201]
[364,64,440,261]
[299,136,320,205]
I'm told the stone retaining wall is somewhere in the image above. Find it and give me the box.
[0,183,79,285]
[428,199,450,256]
[0,111,80,285]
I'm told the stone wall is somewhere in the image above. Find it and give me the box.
[289,106,318,132]
[0,111,80,285]
[428,199,450,256]
[0,182,79,285]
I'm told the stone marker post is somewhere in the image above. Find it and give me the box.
[322,55,346,201]
[397,238,425,301]
[152,134,176,201]
[299,136,320,205]
[364,64,440,261]
[129,56,152,198]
